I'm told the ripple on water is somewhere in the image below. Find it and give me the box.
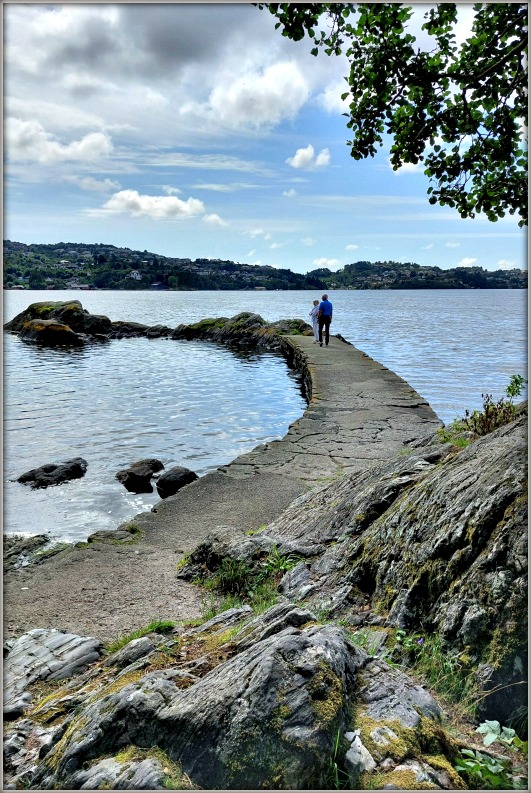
[4,336,306,542]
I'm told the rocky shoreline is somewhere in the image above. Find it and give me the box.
[3,301,528,790]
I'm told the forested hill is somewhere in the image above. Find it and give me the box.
[3,240,527,291]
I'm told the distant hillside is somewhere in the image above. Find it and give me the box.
[3,240,527,291]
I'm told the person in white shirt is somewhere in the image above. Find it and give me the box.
[309,299,320,343]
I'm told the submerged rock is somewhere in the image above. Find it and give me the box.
[17,457,88,489]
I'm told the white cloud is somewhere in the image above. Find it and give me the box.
[286,144,330,170]
[94,189,205,219]
[269,242,282,250]
[244,228,272,240]
[317,80,351,113]
[6,117,112,164]
[302,237,315,247]
[421,243,434,250]
[203,213,229,227]
[65,175,121,192]
[162,185,182,195]
[444,241,460,248]
[147,152,272,175]
[247,249,255,257]
[345,244,359,251]
[313,257,340,268]
[496,259,517,269]
[282,188,298,198]
[457,257,478,267]
[192,182,258,192]
[192,62,309,129]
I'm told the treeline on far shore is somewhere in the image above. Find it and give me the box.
[3,240,527,291]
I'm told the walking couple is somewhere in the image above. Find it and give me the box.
[309,294,333,347]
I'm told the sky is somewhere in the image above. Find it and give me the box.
[3,2,527,274]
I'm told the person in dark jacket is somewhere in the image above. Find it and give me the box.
[318,294,333,346]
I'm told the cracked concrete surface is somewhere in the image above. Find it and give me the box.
[4,334,442,644]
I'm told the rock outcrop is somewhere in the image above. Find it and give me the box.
[115,458,164,493]
[177,413,528,726]
[4,628,103,721]
[4,606,470,791]
[17,457,88,489]
[4,302,314,349]
[4,300,112,336]
[170,312,313,350]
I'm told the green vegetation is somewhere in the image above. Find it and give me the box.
[462,374,527,436]
[476,720,528,753]
[438,374,527,445]
[259,4,527,225]
[3,240,526,291]
[106,620,176,654]
[455,747,527,790]
[323,727,350,789]
[194,545,301,618]
[381,629,480,718]
[436,419,471,448]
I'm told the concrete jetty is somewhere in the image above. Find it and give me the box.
[4,335,441,644]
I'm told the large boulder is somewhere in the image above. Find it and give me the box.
[156,466,198,498]
[4,300,112,337]
[17,457,88,489]
[115,458,164,493]
[18,318,85,346]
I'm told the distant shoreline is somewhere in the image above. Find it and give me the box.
[4,239,527,291]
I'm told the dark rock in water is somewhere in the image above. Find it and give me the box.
[18,318,85,346]
[145,324,174,338]
[17,458,88,489]
[156,466,198,498]
[171,311,314,349]
[107,320,150,338]
[115,458,164,493]
[4,300,112,339]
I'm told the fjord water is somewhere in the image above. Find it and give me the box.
[4,289,527,543]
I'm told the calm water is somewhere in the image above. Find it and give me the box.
[3,288,527,542]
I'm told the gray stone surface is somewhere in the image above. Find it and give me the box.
[357,660,441,727]
[3,628,102,719]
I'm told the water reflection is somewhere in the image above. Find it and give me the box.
[4,334,307,542]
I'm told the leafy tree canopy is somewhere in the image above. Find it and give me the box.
[258,3,528,225]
